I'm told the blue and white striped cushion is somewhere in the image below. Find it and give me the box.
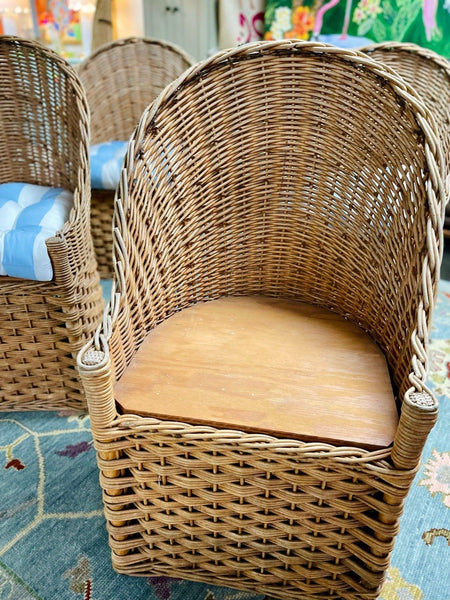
[90,141,128,190]
[0,183,73,281]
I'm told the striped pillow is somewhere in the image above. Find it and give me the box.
[0,183,73,281]
[90,141,128,190]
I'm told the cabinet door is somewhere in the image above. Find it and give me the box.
[144,0,217,61]
[143,0,174,44]
[176,0,218,60]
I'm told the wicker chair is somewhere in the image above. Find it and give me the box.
[359,42,450,236]
[78,41,444,600]
[77,37,195,278]
[0,36,104,411]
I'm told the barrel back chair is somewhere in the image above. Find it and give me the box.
[78,41,444,600]
[78,37,195,278]
[360,42,450,236]
[0,36,103,411]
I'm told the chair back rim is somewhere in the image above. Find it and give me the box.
[77,35,196,74]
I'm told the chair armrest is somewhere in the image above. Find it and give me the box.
[78,332,117,428]
[391,390,438,470]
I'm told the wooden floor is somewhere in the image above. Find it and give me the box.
[116,296,399,450]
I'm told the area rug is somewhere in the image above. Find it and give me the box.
[1,282,449,600]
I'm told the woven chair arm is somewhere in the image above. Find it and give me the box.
[77,177,124,418]
[45,236,74,288]
[392,389,438,470]
[44,128,92,286]
[52,65,92,277]
[78,332,117,427]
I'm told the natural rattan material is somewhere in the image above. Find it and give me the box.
[78,37,195,278]
[78,41,444,599]
[0,36,104,411]
[360,42,450,236]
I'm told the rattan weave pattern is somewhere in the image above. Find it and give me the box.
[96,422,415,600]
[78,37,195,278]
[360,42,450,233]
[0,36,104,411]
[78,41,444,599]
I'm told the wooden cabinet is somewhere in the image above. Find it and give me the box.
[143,0,218,61]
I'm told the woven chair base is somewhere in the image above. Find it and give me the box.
[0,266,103,412]
[95,417,410,600]
[91,189,114,279]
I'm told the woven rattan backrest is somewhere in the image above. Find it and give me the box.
[78,37,195,144]
[0,36,88,191]
[360,42,450,172]
[110,41,443,403]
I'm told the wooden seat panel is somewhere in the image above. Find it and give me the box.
[115,296,398,449]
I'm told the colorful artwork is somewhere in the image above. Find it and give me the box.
[264,0,450,57]
[219,0,266,49]
[37,0,95,61]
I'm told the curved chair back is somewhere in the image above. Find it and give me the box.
[0,36,88,191]
[360,42,450,231]
[108,41,444,405]
[78,36,195,144]
[360,42,450,162]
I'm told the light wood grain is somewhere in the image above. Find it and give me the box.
[116,296,398,449]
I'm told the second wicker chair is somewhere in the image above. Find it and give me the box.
[0,36,104,411]
[78,37,195,278]
[360,41,450,236]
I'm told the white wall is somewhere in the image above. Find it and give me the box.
[114,0,145,38]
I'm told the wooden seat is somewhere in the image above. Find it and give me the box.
[116,296,398,450]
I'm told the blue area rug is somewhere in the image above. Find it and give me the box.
[1,282,449,600]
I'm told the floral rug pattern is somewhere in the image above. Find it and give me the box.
[0,281,449,599]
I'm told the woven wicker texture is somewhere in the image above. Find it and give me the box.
[78,37,195,278]
[0,36,104,411]
[360,42,450,234]
[78,41,444,599]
